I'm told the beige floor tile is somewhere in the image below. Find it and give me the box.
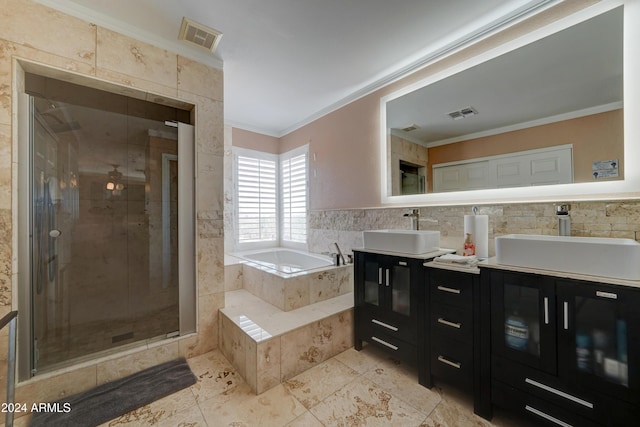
[365,363,441,416]
[283,358,361,409]
[284,410,324,427]
[188,350,243,403]
[101,387,197,426]
[154,404,207,427]
[309,376,428,426]
[332,346,385,374]
[198,382,306,426]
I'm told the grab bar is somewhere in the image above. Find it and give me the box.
[1,311,18,427]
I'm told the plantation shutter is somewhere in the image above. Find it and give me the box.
[237,155,277,242]
[281,152,307,243]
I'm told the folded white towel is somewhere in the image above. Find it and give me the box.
[434,254,478,267]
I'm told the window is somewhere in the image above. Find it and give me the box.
[281,148,308,244]
[233,146,308,249]
[236,151,277,244]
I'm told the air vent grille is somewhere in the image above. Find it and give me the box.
[447,106,478,120]
[179,17,223,53]
[401,124,420,132]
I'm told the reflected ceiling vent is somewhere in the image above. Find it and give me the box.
[447,106,478,120]
[401,124,420,132]
[178,17,223,53]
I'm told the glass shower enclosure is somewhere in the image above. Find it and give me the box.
[20,74,195,377]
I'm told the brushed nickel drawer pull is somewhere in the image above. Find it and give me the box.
[525,378,593,408]
[437,318,462,329]
[437,355,461,369]
[398,261,408,266]
[371,336,398,351]
[596,290,617,299]
[525,405,573,427]
[371,319,399,332]
[385,269,390,287]
[563,301,569,330]
[437,285,461,294]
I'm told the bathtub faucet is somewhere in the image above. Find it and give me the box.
[404,209,420,230]
[334,243,347,266]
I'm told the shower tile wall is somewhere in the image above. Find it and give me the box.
[309,201,640,257]
[1,0,224,413]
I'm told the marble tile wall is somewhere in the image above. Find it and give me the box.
[309,200,640,258]
[242,264,353,311]
[1,0,224,414]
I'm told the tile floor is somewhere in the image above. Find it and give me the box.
[13,345,539,427]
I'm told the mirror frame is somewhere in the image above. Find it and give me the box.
[380,0,638,206]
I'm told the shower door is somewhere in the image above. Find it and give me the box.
[26,78,193,375]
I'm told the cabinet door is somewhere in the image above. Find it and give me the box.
[557,280,640,404]
[390,260,412,316]
[362,255,384,309]
[491,271,556,373]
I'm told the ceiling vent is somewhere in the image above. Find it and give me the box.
[178,17,223,53]
[401,124,420,132]
[447,106,478,120]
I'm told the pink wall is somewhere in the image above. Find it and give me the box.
[232,127,280,154]
[233,1,596,210]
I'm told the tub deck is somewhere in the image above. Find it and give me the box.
[220,290,354,394]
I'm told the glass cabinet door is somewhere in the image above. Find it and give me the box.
[391,263,411,316]
[363,258,381,307]
[491,272,556,373]
[557,280,640,401]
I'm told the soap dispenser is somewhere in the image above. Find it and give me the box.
[463,233,475,256]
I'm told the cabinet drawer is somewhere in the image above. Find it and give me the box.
[430,303,473,343]
[492,380,600,427]
[429,270,473,308]
[360,327,417,364]
[492,355,639,426]
[359,311,415,343]
[431,337,473,389]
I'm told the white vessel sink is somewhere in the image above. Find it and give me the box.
[495,234,640,280]
[363,229,440,254]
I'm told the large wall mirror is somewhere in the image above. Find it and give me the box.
[380,0,640,205]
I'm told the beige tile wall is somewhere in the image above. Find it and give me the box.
[0,0,224,412]
[309,201,640,257]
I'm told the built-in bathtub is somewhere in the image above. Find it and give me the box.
[228,247,353,311]
[234,247,334,274]
[222,247,355,394]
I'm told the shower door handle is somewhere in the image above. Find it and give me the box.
[49,229,62,238]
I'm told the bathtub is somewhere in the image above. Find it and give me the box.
[234,248,334,274]
[229,247,352,311]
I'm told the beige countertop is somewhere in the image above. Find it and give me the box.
[479,257,640,289]
[353,247,455,260]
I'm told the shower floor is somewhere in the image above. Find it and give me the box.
[35,304,179,373]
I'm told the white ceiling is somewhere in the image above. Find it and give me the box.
[38,0,558,137]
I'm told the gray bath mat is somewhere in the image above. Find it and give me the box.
[29,357,197,427]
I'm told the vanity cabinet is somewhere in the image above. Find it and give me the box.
[488,269,640,426]
[425,266,489,417]
[354,250,430,367]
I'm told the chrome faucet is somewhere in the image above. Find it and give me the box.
[555,204,571,236]
[404,209,420,230]
[334,242,347,265]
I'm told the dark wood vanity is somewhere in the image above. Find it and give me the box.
[354,251,640,426]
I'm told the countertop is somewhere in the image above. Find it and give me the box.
[424,260,480,275]
[479,257,640,289]
[352,247,455,260]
